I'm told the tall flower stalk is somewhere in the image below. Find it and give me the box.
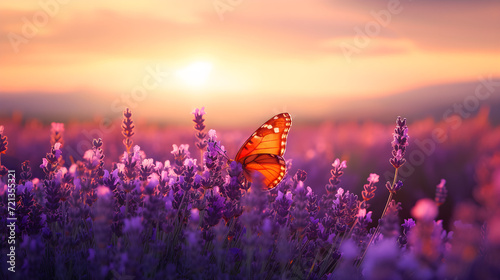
[360,116,409,263]
[122,108,135,153]
[383,116,408,216]
[192,107,207,168]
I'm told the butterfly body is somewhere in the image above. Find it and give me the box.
[235,113,291,190]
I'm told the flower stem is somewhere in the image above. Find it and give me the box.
[358,167,399,266]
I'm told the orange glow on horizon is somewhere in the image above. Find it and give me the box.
[1,1,499,125]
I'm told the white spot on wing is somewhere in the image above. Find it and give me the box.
[274,127,279,133]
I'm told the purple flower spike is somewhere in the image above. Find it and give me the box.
[223,161,244,200]
[20,160,33,183]
[172,144,190,175]
[362,173,379,202]
[171,144,190,163]
[192,107,207,150]
[325,158,347,194]
[390,116,409,169]
[50,122,64,146]
[294,169,307,182]
[123,216,143,234]
[274,190,292,225]
[139,158,155,181]
[192,107,206,130]
[435,179,448,206]
[122,108,135,152]
[41,142,63,179]
[401,218,416,233]
[385,180,403,194]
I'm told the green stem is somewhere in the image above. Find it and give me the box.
[358,167,399,266]
[318,233,342,276]
[200,150,204,172]
[380,168,399,219]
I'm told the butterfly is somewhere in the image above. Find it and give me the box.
[234,113,292,190]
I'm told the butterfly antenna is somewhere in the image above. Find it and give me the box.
[215,141,230,161]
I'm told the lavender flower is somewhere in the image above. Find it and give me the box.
[385,180,403,194]
[202,130,226,189]
[333,188,359,234]
[203,188,226,228]
[204,130,223,170]
[119,145,143,181]
[352,208,373,249]
[390,116,409,169]
[223,160,243,200]
[171,144,190,175]
[116,216,144,278]
[434,179,447,206]
[362,239,401,280]
[44,179,61,223]
[103,170,119,192]
[320,159,348,223]
[291,181,309,232]
[274,190,292,226]
[326,159,347,194]
[90,186,113,278]
[19,235,45,279]
[401,218,416,233]
[181,158,197,191]
[192,107,207,151]
[40,142,63,179]
[379,200,401,239]
[398,218,416,248]
[20,160,33,184]
[361,173,379,208]
[122,108,135,152]
[294,169,307,182]
[306,186,319,218]
[83,139,104,172]
[139,158,155,181]
[50,122,64,146]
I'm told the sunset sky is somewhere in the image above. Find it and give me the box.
[1,0,500,126]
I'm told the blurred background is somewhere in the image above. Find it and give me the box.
[1,0,500,228]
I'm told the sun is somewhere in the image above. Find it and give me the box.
[175,61,213,88]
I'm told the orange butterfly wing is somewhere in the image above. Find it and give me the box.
[235,113,292,190]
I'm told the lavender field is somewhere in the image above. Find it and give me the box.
[1,106,500,280]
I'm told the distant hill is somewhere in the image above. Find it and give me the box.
[320,79,500,124]
[1,79,500,125]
